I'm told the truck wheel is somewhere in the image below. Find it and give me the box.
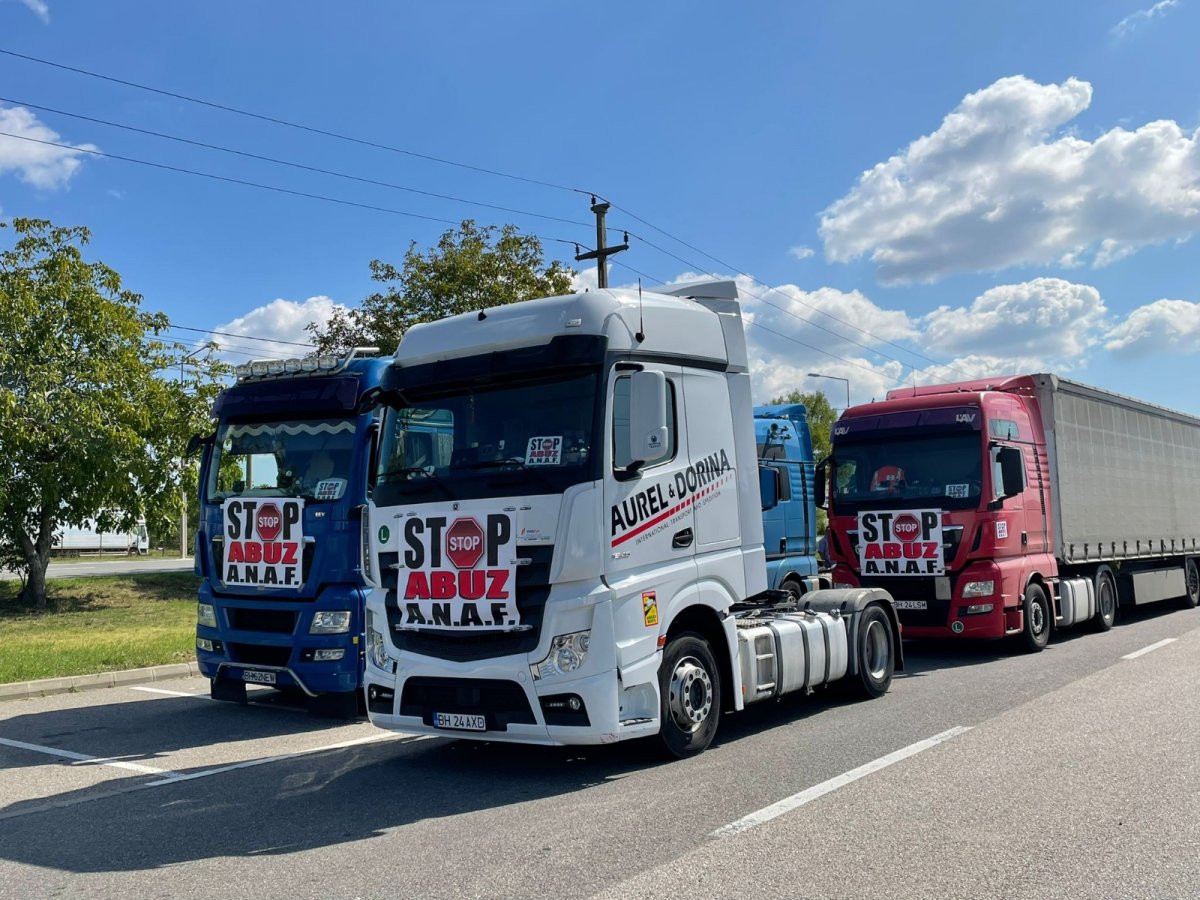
[210,677,248,704]
[781,577,804,604]
[849,604,894,699]
[1091,566,1118,631]
[1019,583,1051,653]
[1181,558,1200,609]
[309,690,361,720]
[658,633,722,758]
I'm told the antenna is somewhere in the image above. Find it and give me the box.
[636,280,645,343]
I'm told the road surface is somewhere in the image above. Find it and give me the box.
[0,557,194,582]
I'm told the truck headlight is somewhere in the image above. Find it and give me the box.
[313,648,346,661]
[964,603,995,615]
[310,610,352,634]
[367,609,395,673]
[197,603,217,628]
[962,580,995,598]
[530,631,590,681]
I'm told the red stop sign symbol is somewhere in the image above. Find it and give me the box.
[445,517,485,569]
[257,503,283,541]
[892,513,920,542]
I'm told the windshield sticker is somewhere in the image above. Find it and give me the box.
[525,436,563,466]
[314,479,346,501]
[996,520,1009,540]
[857,509,944,576]
[227,421,355,438]
[221,498,305,588]
[391,511,519,631]
[945,483,970,499]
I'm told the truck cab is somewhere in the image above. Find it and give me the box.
[194,350,387,715]
[823,381,1053,648]
[755,404,824,597]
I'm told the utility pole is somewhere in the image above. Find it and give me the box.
[179,344,212,559]
[574,197,629,289]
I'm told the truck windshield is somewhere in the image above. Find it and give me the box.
[831,432,984,512]
[206,417,357,503]
[374,372,599,504]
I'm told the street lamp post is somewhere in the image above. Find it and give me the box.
[807,372,851,410]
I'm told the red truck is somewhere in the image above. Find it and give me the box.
[818,374,1200,651]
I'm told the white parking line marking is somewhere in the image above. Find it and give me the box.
[0,737,176,776]
[711,726,973,838]
[1122,638,1177,660]
[144,732,430,786]
[129,686,208,699]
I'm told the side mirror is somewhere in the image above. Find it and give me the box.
[813,457,829,511]
[997,446,1026,499]
[627,370,669,467]
[759,466,779,511]
[185,433,212,458]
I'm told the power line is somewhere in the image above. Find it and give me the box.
[164,324,314,348]
[0,95,596,231]
[0,47,591,196]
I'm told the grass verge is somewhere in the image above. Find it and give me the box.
[0,573,199,684]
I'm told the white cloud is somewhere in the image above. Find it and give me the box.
[788,245,815,260]
[819,75,1200,283]
[1104,298,1200,355]
[921,278,1108,362]
[212,296,348,360]
[1111,0,1179,38]
[14,0,50,23]
[0,105,97,189]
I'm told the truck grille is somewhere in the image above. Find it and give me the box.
[861,576,950,628]
[399,677,536,730]
[228,608,297,634]
[379,545,553,662]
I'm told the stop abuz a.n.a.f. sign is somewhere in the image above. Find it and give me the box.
[395,510,518,630]
[857,509,944,575]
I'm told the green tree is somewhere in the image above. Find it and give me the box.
[308,220,574,354]
[0,219,225,608]
[769,389,838,461]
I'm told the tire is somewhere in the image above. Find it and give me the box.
[1091,566,1118,631]
[309,690,361,720]
[658,632,722,758]
[210,677,248,704]
[1019,583,1051,653]
[848,604,894,699]
[781,577,804,604]
[1181,558,1200,609]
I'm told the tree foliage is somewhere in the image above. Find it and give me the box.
[0,219,226,607]
[769,389,838,461]
[308,220,574,354]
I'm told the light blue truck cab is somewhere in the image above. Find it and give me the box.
[193,350,388,717]
[755,403,826,599]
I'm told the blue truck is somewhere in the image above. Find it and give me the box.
[192,348,388,717]
[755,403,827,600]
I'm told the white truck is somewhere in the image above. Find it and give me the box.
[361,280,900,756]
[53,517,149,556]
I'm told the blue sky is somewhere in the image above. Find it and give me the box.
[2,0,1198,410]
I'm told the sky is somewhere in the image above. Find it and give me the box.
[2,0,1199,412]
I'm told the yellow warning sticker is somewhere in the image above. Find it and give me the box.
[642,591,659,627]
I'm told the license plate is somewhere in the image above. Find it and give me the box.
[433,712,486,731]
[242,669,276,685]
[893,600,928,610]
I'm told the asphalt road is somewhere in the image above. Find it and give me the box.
[1,601,1198,899]
[0,557,194,581]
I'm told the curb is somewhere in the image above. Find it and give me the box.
[0,662,201,702]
